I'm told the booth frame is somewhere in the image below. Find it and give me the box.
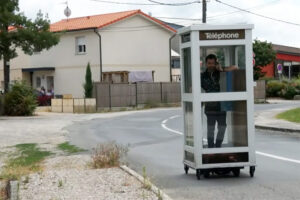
[178,24,256,179]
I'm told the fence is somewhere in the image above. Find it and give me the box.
[93,81,265,109]
[93,82,181,109]
[254,80,266,101]
[0,95,4,116]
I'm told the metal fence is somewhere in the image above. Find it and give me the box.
[93,82,181,109]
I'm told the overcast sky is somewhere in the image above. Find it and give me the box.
[18,0,300,48]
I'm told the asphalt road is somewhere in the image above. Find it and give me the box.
[66,104,300,200]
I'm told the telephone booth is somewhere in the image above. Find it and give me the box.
[178,24,256,179]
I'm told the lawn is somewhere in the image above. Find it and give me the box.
[0,143,52,180]
[276,107,300,123]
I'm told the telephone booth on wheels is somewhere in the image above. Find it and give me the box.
[178,24,256,180]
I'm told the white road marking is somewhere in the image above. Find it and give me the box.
[162,115,300,165]
[256,151,300,164]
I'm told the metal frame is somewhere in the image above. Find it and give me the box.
[179,24,256,172]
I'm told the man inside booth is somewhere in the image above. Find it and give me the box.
[201,54,238,148]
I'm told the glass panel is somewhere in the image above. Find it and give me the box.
[201,100,247,148]
[183,48,192,93]
[200,45,246,93]
[181,33,190,43]
[203,152,248,164]
[184,102,194,146]
[185,151,195,162]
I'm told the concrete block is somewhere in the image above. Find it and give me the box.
[74,98,85,113]
[51,99,63,113]
[63,94,73,99]
[63,99,73,113]
[85,98,96,113]
[294,95,300,100]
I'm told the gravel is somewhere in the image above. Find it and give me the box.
[19,155,158,200]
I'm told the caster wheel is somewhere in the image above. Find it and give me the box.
[196,169,201,180]
[250,166,255,177]
[184,165,189,174]
[232,168,240,177]
[204,170,210,178]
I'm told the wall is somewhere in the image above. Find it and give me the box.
[100,15,172,82]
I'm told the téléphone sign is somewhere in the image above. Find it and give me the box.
[199,29,245,40]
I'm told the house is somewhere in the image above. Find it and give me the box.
[261,44,300,78]
[0,10,176,97]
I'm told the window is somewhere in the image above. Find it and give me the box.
[36,77,41,88]
[183,48,192,93]
[76,36,86,54]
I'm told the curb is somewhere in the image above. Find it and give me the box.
[8,180,19,200]
[255,125,300,134]
[120,165,173,200]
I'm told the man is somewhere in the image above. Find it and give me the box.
[201,54,238,148]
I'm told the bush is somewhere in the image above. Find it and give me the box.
[266,77,300,99]
[266,80,286,97]
[91,141,128,169]
[4,82,37,116]
[282,85,298,99]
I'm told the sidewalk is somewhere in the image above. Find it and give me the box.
[255,99,300,133]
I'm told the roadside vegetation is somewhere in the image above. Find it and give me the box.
[266,76,300,99]
[57,142,86,154]
[4,82,37,116]
[0,143,51,181]
[276,107,300,123]
[91,141,128,169]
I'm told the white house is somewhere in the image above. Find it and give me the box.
[0,10,176,97]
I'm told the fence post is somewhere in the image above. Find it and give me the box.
[135,82,138,107]
[95,83,98,109]
[160,82,163,103]
[109,83,111,109]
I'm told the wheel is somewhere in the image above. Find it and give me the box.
[232,168,240,177]
[250,166,255,177]
[196,169,201,180]
[184,164,189,174]
[204,170,210,178]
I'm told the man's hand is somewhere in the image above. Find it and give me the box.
[216,64,223,71]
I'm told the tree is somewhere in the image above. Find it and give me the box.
[84,62,93,98]
[253,39,276,80]
[0,0,59,93]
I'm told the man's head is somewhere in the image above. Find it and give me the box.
[205,54,218,70]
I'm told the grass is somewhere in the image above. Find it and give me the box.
[276,108,300,123]
[57,142,86,154]
[0,143,52,181]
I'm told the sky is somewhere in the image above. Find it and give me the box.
[18,0,300,48]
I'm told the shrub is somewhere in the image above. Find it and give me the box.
[281,85,297,99]
[4,82,37,116]
[266,80,286,97]
[91,141,128,169]
[83,62,93,98]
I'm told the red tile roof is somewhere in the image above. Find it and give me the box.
[50,10,176,33]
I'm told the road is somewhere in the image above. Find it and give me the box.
[66,104,300,200]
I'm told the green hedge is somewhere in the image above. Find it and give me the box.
[266,78,300,99]
[4,82,37,116]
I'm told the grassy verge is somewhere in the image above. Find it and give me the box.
[57,142,86,154]
[276,108,300,123]
[0,143,51,180]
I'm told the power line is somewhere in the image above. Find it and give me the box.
[90,0,201,6]
[215,0,300,27]
[90,0,157,5]
[148,0,201,6]
[208,0,279,19]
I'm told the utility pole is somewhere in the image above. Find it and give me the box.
[202,0,207,23]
